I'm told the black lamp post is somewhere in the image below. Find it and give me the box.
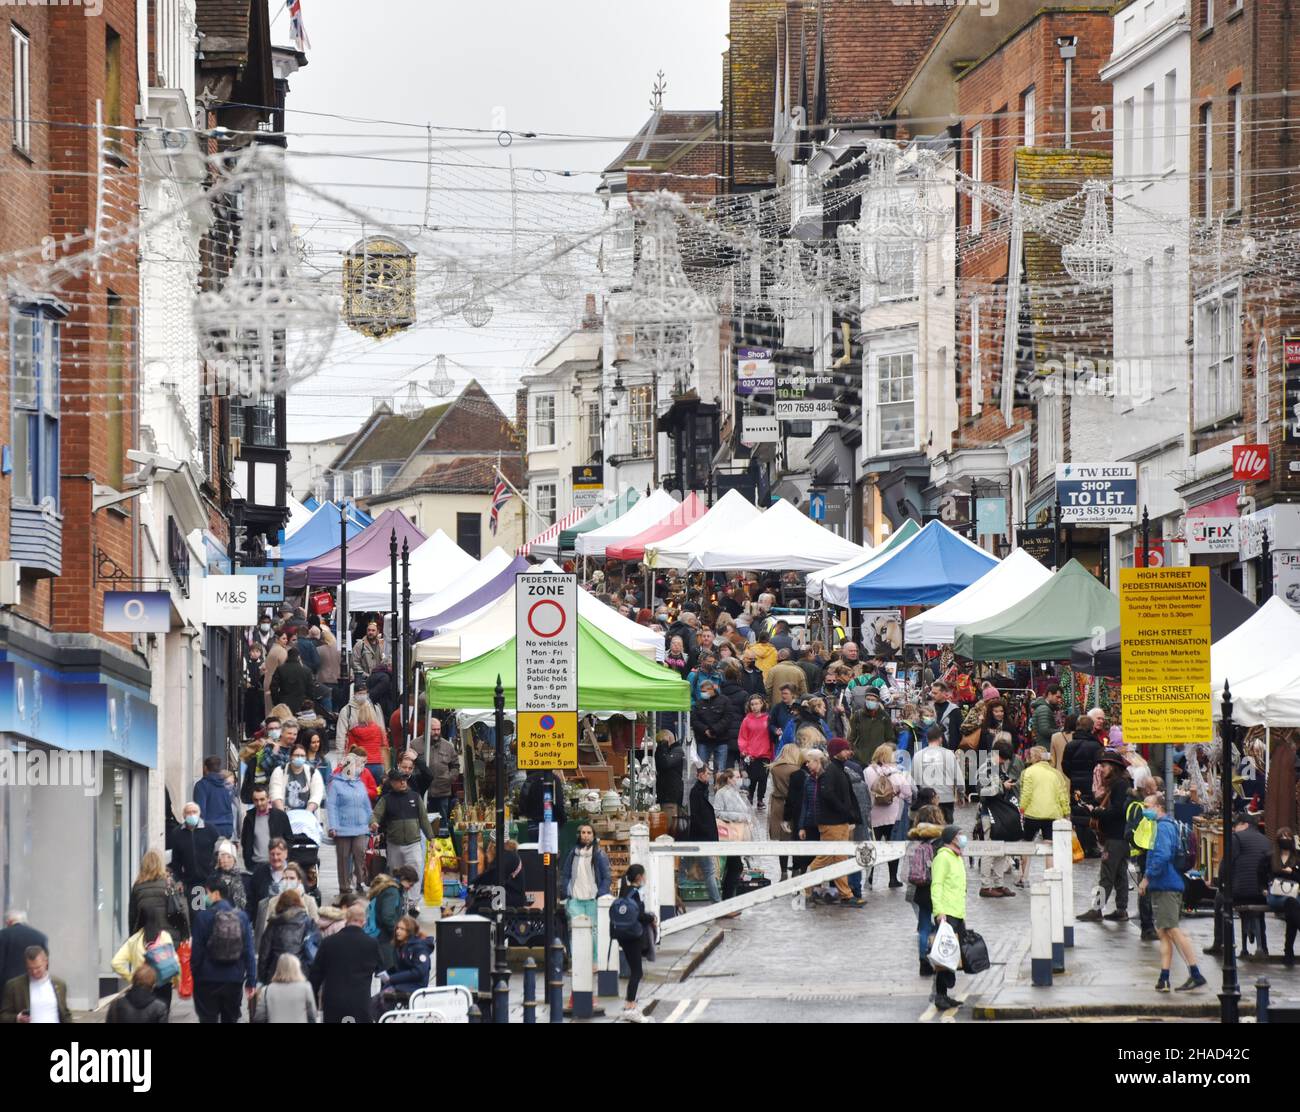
[1220,681,1241,1023]
[389,528,398,684]
[339,501,350,679]
[492,674,509,1002]
[400,538,411,741]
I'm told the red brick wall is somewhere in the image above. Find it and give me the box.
[1190,0,1300,498]
[0,2,140,645]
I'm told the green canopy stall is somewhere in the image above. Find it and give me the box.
[425,614,690,712]
[952,559,1120,662]
[555,488,640,555]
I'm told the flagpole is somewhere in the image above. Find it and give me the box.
[494,464,540,521]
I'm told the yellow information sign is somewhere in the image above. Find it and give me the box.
[1119,567,1212,746]
[515,711,578,770]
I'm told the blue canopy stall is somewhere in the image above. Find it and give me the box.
[846,520,999,608]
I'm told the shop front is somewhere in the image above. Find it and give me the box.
[0,644,158,1010]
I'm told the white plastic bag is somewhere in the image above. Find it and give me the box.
[928,920,961,972]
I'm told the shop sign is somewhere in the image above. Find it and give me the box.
[1232,444,1270,482]
[1186,517,1239,555]
[775,365,837,421]
[572,465,603,509]
[736,347,775,396]
[203,575,258,626]
[1275,550,1300,614]
[1055,462,1138,524]
[1285,338,1300,443]
[515,571,578,769]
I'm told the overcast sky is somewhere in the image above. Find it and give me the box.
[275,0,729,443]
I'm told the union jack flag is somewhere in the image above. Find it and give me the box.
[286,0,311,53]
[489,478,511,535]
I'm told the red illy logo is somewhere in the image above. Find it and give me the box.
[1232,445,1270,482]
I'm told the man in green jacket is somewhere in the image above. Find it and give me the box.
[370,768,435,906]
[930,825,969,1011]
[848,692,896,766]
[0,946,72,1023]
[1029,684,1063,748]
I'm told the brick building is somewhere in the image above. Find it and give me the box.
[1181,0,1300,598]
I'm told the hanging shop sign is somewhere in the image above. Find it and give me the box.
[775,365,837,421]
[1275,550,1300,614]
[1286,338,1300,443]
[1119,566,1211,747]
[1017,528,1056,567]
[515,571,578,769]
[1186,517,1239,555]
[1232,444,1271,482]
[1134,543,1165,567]
[237,565,285,606]
[741,414,779,446]
[571,465,604,509]
[736,347,775,396]
[975,497,1007,538]
[103,591,172,634]
[1055,462,1138,525]
[203,575,258,626]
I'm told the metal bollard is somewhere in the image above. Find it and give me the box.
[1256,977,1271,1024]
[547,937,565,1023]
[1052,820,1075,948]
[466,828,479,885]
[654,836,678,923]
[1030,882,1053,987]
[595,894,619,997]
[468,1003,482,1024]
[493,968,509,1023]
[523,957,537,1024]
[1045,867,1066,974]
[571,914,595,1019]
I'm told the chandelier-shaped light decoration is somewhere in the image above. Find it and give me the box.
[461,278,494,328]
[193,145,338,398]
[766,240,814,321]
[540,235,576,300]
[1061,180,1116,291]
[608,192,716,383]
[909,161,951,242]
[427,353,454,397]
[861,148,917,287]
[436,258,471,316]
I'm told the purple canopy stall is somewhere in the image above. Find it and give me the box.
[411,555,529,637]
[284,508,427,589]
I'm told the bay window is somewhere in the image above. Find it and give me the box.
[873,351,916,453]
[629,384,654,458]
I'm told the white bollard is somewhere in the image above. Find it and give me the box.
[654,835,678,923]
[1052,819,1076,947]
[629,822,652,916]
[1030,882,1053,987]
[595,894,619,997]
[1045,867,1066,973]
[571,914,594,1018]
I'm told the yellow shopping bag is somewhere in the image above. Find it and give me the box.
[423,843,444,906]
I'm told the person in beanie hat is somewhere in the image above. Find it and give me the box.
[930,824,969,1010]
[369,768,434,898]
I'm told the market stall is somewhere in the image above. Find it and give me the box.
[541,488,640,560]
[642,489,762,569]
[278,500,368,565]
[685,497,867,573]
[517,504,593,559]
[805,519,918,605]
[410,548,521,625]
[909,548,1054,644]
[1209,596,1300,724]
[844,519,998,608]
[284,495,316,539]
[574,488,680,557]
[345,529,478,612]
[604,492,707,562]
[952,559,1120,662]
[284,508,427,588]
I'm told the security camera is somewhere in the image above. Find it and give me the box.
[1057,35,1077,59]
[127,448,184,473]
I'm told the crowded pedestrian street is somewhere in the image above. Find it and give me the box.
[4,0,1300,1084]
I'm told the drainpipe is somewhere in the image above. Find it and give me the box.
[1058,37,1078,150]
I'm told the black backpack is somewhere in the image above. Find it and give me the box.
[609,895,644,941]
[519,776,545,822]
[208,909,244,964]
[267,917,308,967]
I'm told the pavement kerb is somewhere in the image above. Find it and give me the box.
[642,927,723,1015]
[971,1000,1258,1021]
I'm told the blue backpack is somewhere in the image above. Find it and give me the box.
[609,894,644,941]
[144,937,181,982]
[1171,820,1195,875]
[363,899,381,939]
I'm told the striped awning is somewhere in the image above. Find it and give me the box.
[516,504,589,557]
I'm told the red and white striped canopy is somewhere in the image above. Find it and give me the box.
[516,504,589,557]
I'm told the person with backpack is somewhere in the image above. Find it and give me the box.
[257,887,319,984]
[365,870,411,968]
[110,915,180,1014]
[610,864,657,1023]
[908,804,947,976]
[190,877,256,1024]
[106,964,169,1024]
[1124,773,1160,940]
[369,767,436,887]
[864,742,913,891]
[1137,792,1206,993]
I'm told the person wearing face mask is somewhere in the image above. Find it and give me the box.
[690,678,731,773]
[244,643,267,736]
[210,840,248,913]
[256,887,319,986]
[930,825,970,1010]
[241,789,293,874]
[848,688,896,768]
[268,743,325,814]
[166,802,220,914]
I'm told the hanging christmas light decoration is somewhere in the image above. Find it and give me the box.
[765,240,813,321]
[909,163,951,242]
[436,258,471,316]
[608,192,716,384]
[427,353,454,397]
[193,145,338,398]
[860,146,917,287]
[1062,180,1116,291]
[461,278,494,328]
[540,235,576,300]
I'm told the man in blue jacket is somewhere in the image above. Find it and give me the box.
[193,756,237,839]
[1136,792,1206,994]
[191,877,256,1023]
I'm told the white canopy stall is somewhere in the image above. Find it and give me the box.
[574,489,681,557]
[643,489,763,570]
[346,529,478,612]
[683,498,865,573]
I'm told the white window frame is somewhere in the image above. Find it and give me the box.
[1141,84,1155,179]
[10,308,59,508]
[1122,98,1135,184]
[1204,0,1214,30]
[869,344,918,456]
[1022,86,1036,147]
[1163,71,1178,171]
[1037,389,1062,476]
[586,398,602,461]
[11,25,30,154]
[969,126,984,234]
[332,472,346,502]
[351,468,367,498]
[1256,337,1270,445]
[1230,85,1243,212]
[371,464,383,494]
[970,298,982,412]
[1162,246,1178,392]
[1201,102,1214,218]
[629,384,654,459]
[533,481,557,529]
[1140,257,1154,402]
[1194,282,1241,429]
[531,393,556,449]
